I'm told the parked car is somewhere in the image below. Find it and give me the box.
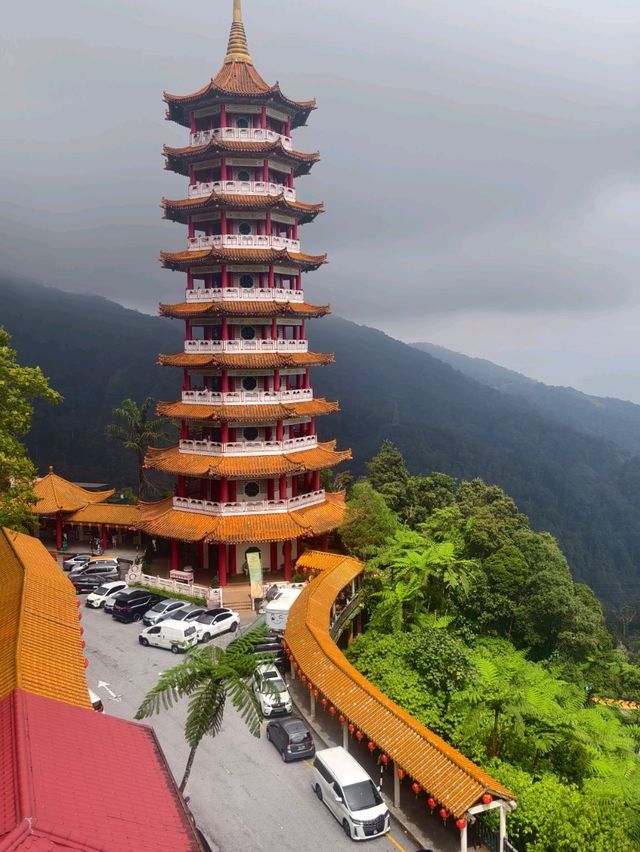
[167,605,207,624]
[229,619,289,672]
[103,595,119,614]
[252,664,292,717]
[72,573,116,594]
[138,619,199,654]
[86,580,128,609]
[112,589,166,623]
[63,553,93,571]
[68,558,120,581]
[266,716,315,762]
[194,608,240,642]
[142,598,190,626]
[88,688,104,712]
[311,747,390,841]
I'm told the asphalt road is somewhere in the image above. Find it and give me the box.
[82,604,416,852]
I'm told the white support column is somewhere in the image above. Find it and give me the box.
[309,689,315,719]
[342,723,349,751]
[393,763,400,809]
[499,805,506,852]
[460,823,468,852]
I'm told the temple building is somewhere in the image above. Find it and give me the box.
[139,0,350,585]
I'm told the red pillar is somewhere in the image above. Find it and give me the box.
[267,478,275,500]
[321,535,329,552]
[221,263,228,288]
[218,543,227,586]
[55,514,63,550]
[221,421,229,443]
[263,159,269,182]
[279,475,287,500]
[274,370,281,392]
[221,211,227,236]
[268,264,275,288]
[101,525,108,551]
[276,419,283,441]
[313,470,320,491]
[291,477,298,497]
[171,539,179,570]
[303,369,310,389]
[221,157,228,181]
[271,317,277,340]
[270,541,278,572]
[197,540,204,570]
[261,106,267,129]
[283,540,292,581]
[219,104,226,128]
[228,544,236,576]
[220,477,229,502]
[189,111,196,133]
[221,370,229,393]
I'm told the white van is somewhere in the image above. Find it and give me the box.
[265,588,302,633]
[311,747,390,841]
[138,619,198,654]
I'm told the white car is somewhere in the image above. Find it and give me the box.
[252,664,292,717]
[86,580,128,609]
[193,608,240,642]
[138,619,199,654]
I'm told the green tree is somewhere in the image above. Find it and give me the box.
[339,480,399,559]
[105,397,171,498]
[366,440,409,514]
[135,630,264,792]
[0,328,62,530]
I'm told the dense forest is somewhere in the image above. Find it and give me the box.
[340,443,640,852]
[3,275,640,614]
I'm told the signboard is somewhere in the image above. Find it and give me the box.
[247,550,263,600]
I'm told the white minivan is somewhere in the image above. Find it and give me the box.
[311,747,390,841]
[138,619,199,654]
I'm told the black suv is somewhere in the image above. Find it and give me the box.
[231,619,290,672]
[72,573,115,594]
[112,589,166,623]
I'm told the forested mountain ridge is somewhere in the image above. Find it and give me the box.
[413,340,640,456]
[2,274,640,606]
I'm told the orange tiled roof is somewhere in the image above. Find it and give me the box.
[164,139,319,178]
[156,398,339,422]
[158,351,334,369]
[34,469,114,515]
[284,552,516,819]
[160,247,326,272]
[137,491,346,544]
[66,503,141,527]
[0,528,92,708]
[144,441,351,478]
[159,300,330,319]
[162,193,323,225]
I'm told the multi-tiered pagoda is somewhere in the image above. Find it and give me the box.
[139,0,350,585]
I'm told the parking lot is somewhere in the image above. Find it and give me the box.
[81,600,415,852]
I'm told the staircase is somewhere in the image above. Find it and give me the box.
[220,582,254,614]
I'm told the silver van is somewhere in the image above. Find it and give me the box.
[311,746,390,840]
[138,619,199,654]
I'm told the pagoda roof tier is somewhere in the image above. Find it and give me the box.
[34,468,114,515]
[65,503,141,528]
[137,491,345,544]
[164,139,319,177]
[158,351,334,370]
[161,247,326,272]
[157,398,339,423]
[144,441,351,479]
[162,192,323,225]
[159,300,330,319]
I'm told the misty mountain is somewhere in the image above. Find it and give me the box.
[413,341,640,457]
[2,275,640,606]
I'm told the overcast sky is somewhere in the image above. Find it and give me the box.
[2,0,639,400]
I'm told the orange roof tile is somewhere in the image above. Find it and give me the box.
[159,300,329,319]
[164,139,319,178]
[158,351,334,369]
[284,552,516,818]
[160,247,326,272]
[137,491,346,544]
[34,469,114,515]
[65,503,141,527]
[0,528,92,708]
[162,193,323,226]
[156,398,339,422]
[144,441,351,478]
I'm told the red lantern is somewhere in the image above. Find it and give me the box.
[439,808,449,821]
[411,782,421,796]
[80,640,85,649]
[456,818,467,831]
[321,697,328,709]
[76,612,82,621]
[380,754,388,766]
[338,714,346,725]
[348,723,355,735]
[329,706,336,716]
[79,627,84,635]
[75,599,80,607]
[83,658,89,668]
[427,797,437,811]
[482,793,493,805]
[300,674,307,684]
[313,688,319,698]
[307,681,313,690]
[355,730,364,741]
[396,768,405,780]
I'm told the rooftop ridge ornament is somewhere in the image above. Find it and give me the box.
[224,0,253,65]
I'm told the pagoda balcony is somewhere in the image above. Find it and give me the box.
[179,435,318,456]
[190,127,293,151]
[184,339,308,354]
[173,489,325,516]
[187,234,301,252]
[185,287,304,304]
[181,388,313,405]
[187,180,296,202]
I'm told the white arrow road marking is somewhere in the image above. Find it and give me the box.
[97,681,122,701]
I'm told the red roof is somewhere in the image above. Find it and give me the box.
[0,689,201,851]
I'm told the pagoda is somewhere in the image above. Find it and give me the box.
[139,0,350,585]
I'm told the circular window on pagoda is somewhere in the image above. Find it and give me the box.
[243,427,259,441]
[236,118,250,129]
[245,481,260,498]
[240,274,254,289]
[237,170,251,181]
[241,326,256,340]
[238,222,252,236]
[242,376,257,391]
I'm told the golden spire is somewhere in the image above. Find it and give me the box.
[224,0,253,65]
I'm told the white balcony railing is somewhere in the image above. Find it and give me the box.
[173,490,325,516]
[187,234,300,253]
[179,435,318,457]
[181,388,313,405]
[184,339,308,354]
[185,287,304,304]
[187,180,296,202]
[190,127,293,151]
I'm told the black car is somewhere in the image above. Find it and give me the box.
[266,716,315,762]
[112,589,166,623]
[71,573,116,594]
[230,618,289,672]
